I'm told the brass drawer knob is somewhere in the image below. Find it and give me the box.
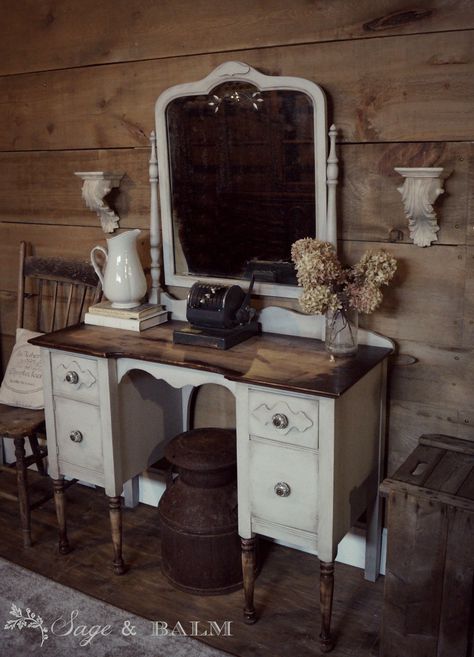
[272,413,289,429]
[65,371,79,384]
[69,430,83,443]
[274,482,291,497]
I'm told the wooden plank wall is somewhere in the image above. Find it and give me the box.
[0,0,473,474]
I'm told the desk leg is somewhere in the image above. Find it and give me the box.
[320,560,335,652]
[365,358,388,582]
[108,496,126,575]
[241,536,257,624]
[122,476,140,509]
[53,478,70,554]
[365,476,383,582]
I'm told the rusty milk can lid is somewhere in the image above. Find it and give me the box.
[165,428,236,472]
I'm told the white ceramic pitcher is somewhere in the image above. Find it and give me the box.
[90,229,147,308]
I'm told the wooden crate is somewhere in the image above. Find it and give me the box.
[380,434,474,657]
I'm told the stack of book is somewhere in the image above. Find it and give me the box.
[84,301,169,331]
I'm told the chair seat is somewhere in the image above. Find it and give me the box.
[0,403,45,439]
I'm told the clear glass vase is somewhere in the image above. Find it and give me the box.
[325,308,358,357]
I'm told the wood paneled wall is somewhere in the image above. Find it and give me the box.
[1,1,473,473]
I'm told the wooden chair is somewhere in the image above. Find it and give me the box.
[0,242,101,547]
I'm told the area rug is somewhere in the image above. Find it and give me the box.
[0,557,231,657]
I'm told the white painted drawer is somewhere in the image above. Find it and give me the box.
[248,388,318,449]
[54,397,103,473]
[249,439,318,533]
[51,352,99,405]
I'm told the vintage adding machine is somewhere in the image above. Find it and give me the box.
[173,278,260,349]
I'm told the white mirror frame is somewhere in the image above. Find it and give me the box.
[149,61,338,303]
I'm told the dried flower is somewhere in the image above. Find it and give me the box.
[353,250,397,287]
[291,238,334,262]
[292,240,343,287]
[294,253,342,288]
[299,285,341,315]
[290,238,397,317]
[346,282,383,314]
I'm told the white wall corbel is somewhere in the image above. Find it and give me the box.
[75,171,124,233]
[394,167,445,247]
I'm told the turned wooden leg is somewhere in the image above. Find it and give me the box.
[14,437,31,548]
[53,478,71,554]
[108,496,126,575]
[241,536,257,624]
[319,560,335,652]
[28,434,47,476]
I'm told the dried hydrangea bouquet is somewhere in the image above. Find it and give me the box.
[291,239,397,356]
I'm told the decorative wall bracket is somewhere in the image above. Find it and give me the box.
[75,171,124,233]
[394,167,444,247]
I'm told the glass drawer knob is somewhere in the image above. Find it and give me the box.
[65,371,79,384]
[272,413,289,429]
[274,482,291,497]
[69,430,83,443]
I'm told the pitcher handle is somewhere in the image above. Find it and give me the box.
[90,245,108,286]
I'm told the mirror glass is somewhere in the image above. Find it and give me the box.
[166,82,316,285]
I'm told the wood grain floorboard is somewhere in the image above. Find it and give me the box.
[0,472,383,657]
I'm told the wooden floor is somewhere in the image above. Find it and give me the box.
[0,471,384,657]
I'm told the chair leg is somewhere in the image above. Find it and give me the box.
[28,434,47,476]
[14,437,32,548]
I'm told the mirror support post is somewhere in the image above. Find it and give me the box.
[326,125,338,245]
[149,131,162,304]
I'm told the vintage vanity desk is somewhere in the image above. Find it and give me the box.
[32,62,392,652]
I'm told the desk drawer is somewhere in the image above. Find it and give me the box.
[249,440,318,533]
[54,397,103,473]
[248,389,318,449]
[51,352,99,405]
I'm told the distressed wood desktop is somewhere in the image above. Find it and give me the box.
[31,320,390,652]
